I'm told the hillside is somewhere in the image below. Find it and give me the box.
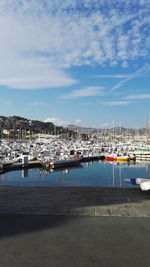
[0,115,148,140]
[0,116,74,139]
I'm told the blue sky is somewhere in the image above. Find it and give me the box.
[0,0,150,128]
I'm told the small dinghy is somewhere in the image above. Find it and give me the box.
[125,178,150,191]
[140,181,150,191]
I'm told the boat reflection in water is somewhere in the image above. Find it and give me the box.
[21,168,28,178]
[0,160,150,188]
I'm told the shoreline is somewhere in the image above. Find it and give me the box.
[0,185,150,217]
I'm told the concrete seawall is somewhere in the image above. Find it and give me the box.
[0,186,150,217]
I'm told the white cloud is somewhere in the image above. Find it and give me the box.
[78,102,91,106]
[74,119,82,124]
[32,102,48,106]
[44,117,85,127]
[125,94,150,100]
[61,86,104,99]
[100,101,130,106]
[44,117,70,126]
[0,100,11,105]
[0,1,150,89]
[0,8,77,89]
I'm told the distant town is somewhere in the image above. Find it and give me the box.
[0,116,149,142]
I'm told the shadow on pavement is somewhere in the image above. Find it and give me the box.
[0,186,149,238]
[0,214,71,239]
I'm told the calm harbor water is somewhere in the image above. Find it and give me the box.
[0,160,150,188]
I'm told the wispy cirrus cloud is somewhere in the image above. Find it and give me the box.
[0,100,11,105]
[0,1,150,89]
[99,101,130,106]
[111,65,150,90]
[78,102,92,106]
[125,94,150,100]
[32,102,48,106]
[95,74,129,79]
[61,86,104,99]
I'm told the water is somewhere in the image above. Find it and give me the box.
[1,160,150,188]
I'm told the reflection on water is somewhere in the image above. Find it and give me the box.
[0,160,150,188]
[22,168,28,178]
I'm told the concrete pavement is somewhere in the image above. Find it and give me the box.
[0,186,150,216]
[0,215,150,267]
[0,186,150,266]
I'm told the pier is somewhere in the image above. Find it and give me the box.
[0,155,105,174]
[0,160,42,174]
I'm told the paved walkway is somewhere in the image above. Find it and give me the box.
[0,215,150,267]
[0,186,150,266]
[0,186,150,216]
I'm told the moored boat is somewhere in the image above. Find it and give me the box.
[105,154,130,162]
[140,181,150,191]
[49,156,82,169]
[125,177,150,191]
[133,149,150,160]
[116,155,130,162]
[125,177,150,185]
[105,155,116,161]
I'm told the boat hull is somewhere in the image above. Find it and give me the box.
[105,156,116,161]
[116,157,130,162]
[105,155,130,162]
[50,157,82,169]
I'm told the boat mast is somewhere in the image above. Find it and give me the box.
[112,120,115,141]
[119,121,122,142]
[145,115,148,146]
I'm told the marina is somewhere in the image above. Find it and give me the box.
[1,135,150,190]
[1,2,150,266]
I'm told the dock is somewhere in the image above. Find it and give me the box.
[0,160,42,174]
[0,155,106,174]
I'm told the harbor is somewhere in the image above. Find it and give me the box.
[1,135,150,217]
[1,1,150,265]
[0,118,150,213]
[1,133,150,190]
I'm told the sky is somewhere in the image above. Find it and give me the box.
[0,0,150,128]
